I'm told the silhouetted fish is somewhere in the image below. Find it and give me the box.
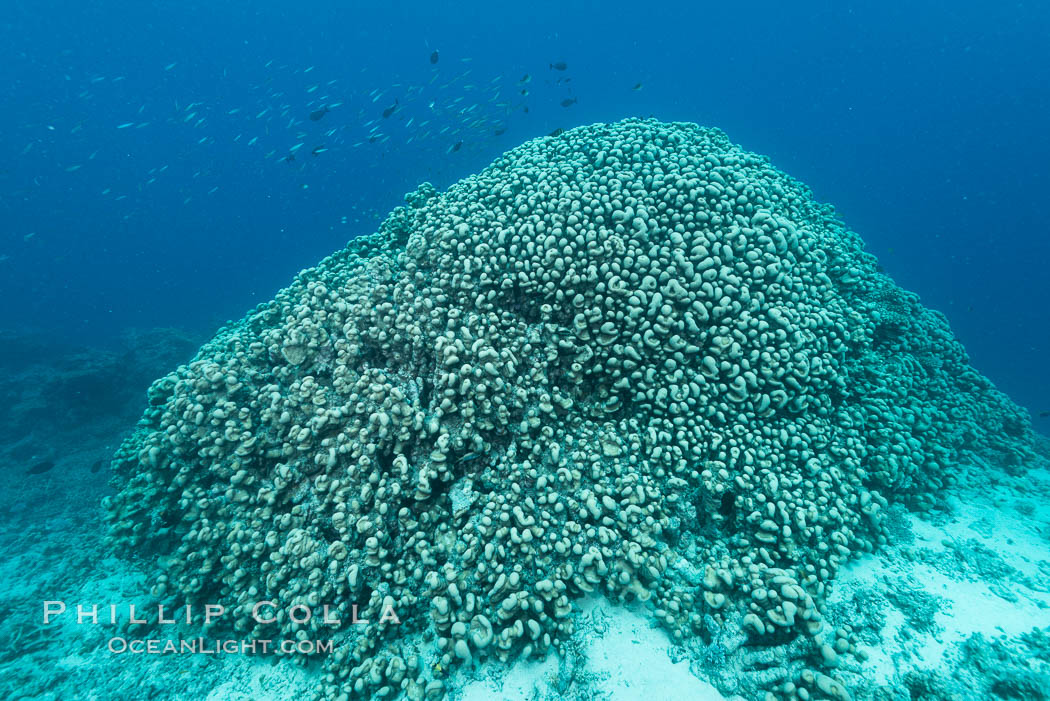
[27,459,54,475]
[519,73,531,83]
[309,106,329,121]
[1039,410,1050,418]
[632,82,643,91]
[430,50,439,64]
[90,459,103,473]
[550,61,568,71]
[494,128,506,136]
[382,99,399,118]
[448,141,462,153]
[548,127,565,137]
[560,97,577,107]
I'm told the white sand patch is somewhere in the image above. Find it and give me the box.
[204,659,312,701]
[830,464,1050,687]
[458,597,726,700]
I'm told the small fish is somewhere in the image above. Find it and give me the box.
[448,140,462,153]
[116,122,135,129]
[560,97,577,107]
[550,61,568,71]
[1039,411,1050,418]
[430,50,439,64]
[309,105,329,121]
[494,128,506,136]
[520,88,529,96]
[27,460,55,475]
[457,452,482,464]
[548,127,565,137]
[632,82,643,91]
[283,153,296,162]
[311,145,328,156]
[519,73,531,83]
[164,62,177,71]
[382,99,399,118]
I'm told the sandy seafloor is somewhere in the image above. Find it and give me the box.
[1,330,1049,700]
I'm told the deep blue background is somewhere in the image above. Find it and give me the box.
[1,1,1048,422]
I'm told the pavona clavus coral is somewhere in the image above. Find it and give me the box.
[106,119,1037,700]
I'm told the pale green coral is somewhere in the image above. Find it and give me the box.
[106,119,1036,701]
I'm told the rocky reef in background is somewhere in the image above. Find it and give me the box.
[105,119,1040,701]
[0,325,205,699]
[0,327,201,469]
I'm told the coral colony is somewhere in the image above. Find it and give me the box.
[105,120,1036,700]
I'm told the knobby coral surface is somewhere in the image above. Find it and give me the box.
[105,119,1036,700]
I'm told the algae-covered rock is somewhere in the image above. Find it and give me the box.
[105,119,1037,699]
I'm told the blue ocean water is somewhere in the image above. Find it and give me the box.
[1,0,1048,421]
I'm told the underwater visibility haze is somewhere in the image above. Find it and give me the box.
[1,2,1050,701]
